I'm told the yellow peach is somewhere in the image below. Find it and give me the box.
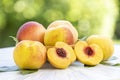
[46,20,78,45]
[86,35,114,60]
[13,40,46,69]
[55,42,76,63]
[74,41,103,66]
[44,26,74,46]
[47,42,76,69]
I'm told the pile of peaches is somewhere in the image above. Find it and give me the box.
[13,20,114,69]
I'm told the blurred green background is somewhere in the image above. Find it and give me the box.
[0,0,119,48]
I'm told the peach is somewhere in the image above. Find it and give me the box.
[74,41,103,66]
[44,26,75,46]
[47,42,76,69]
[47,20,78,44]
[13,40,46,69]
[16,21,46,43]
[86,35,114,60]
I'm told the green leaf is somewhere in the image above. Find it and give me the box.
[101,61,120,66]
[100,61,111,65]
[80,36,88,41]
[9,36,18,45]
[20,69,38,75]
[0,66,19,72]
[113,63,120,66]
[101,56,120,66]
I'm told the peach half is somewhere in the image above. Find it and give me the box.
[13,40,46,69]
[44,26,74,46]
[86,35,114,60]
[47,42,76,69]
[16,21,46,43]
[74,41,103,66]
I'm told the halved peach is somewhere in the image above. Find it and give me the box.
[47,42,76,69]
[74,41,103,66]
[86,35,114,60]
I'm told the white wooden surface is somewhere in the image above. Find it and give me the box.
[0,45,120,80]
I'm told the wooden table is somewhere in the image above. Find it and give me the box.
[0,45,120,80]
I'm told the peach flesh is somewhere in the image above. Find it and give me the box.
[56,48,66,58]
[84,47,94,57]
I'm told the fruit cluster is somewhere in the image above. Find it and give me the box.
[13,20,114,69]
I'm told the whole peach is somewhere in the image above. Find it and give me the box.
[44,26,74,46]
[47,20,78,44]
[16,21,46,43]
[13,40,46,69]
